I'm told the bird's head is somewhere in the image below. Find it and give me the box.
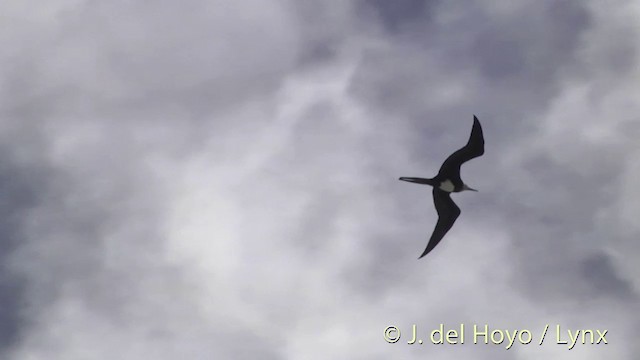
[462,184,478,192]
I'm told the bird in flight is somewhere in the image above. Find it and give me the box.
[399,115,485,259]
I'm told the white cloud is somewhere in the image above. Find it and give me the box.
[2,1,639,359]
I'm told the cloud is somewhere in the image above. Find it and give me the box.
[1,0,639,359]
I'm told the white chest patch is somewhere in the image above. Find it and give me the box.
[439,179,455,192]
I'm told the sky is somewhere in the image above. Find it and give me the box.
[1,0,639,359]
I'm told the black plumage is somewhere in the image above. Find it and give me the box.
[399,115,485,258]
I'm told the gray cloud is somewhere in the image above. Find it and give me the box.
[1,0,639,359]
[0,150,49,352]
[358,0,438,34]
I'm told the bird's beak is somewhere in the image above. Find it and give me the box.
[399,177,431,185]
[463,184,478,192]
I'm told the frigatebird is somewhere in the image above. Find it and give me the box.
[399,115,485,258]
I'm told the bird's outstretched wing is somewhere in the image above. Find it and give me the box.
[418,188,461,258]
[437,116,485,178]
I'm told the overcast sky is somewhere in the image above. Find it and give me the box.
[1,1,639,359]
